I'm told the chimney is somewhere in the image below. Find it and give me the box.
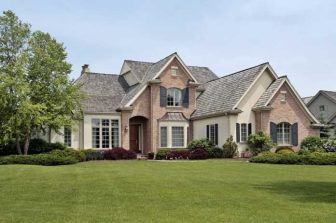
[81,64,90,75]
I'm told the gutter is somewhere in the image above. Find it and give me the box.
[190,109,242,120]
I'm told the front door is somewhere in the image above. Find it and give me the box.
[130,124,141,153]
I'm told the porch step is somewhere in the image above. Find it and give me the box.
[137,154,148,160]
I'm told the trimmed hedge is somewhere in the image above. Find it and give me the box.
[275,147,295,154]
[206,147,223,158]
[81,149,104,161]
[103,147,136,160]
[0,154,79,166]
[250,152,336,165]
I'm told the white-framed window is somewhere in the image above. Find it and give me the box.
[160,126,168,147]
[171,66,178,76]
[64,127,71,147]
[241,123,247,142]
[92,118,119,149]
[172,126,184,147]
[167,88,182,107]
[207,124,218,145]
[277,122,291,145]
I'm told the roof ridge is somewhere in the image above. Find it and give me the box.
[87,72,119,76]
[124,59,154,64]
[203,62,269,84]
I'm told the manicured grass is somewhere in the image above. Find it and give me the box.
[0,160,335,223]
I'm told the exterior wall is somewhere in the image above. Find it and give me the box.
[193,116,230,147]
[83,113,121,149]
[235,69,274,152]
[307,94,336,123]
[256,83,320,151]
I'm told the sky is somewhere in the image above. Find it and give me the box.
[2,0,336,97]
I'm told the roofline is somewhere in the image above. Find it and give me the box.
[307,90,336,107]
[232,63,278,109]
[190,109,242,120]
[263,78,287,106]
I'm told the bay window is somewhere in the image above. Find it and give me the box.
[159,124,187,148]
[92,118,119,149]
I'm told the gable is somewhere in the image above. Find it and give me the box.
[307,92,336,123]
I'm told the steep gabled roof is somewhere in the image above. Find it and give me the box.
[77,72,128,113]
[191,63,269,119]
[124,60,153,81]
[307,90,336,107]
[188,66,218,83]
[254,77,286,109]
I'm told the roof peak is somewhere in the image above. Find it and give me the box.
[86,72,119,76]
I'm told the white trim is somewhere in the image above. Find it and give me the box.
[159,121,189,148]
[233,64,278,109]
[264,79,287,106]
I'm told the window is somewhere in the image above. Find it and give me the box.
[171,66,178,76]
[207,124,218,145]
[160,127,168,147]
[92,119,100,148]
[92,119,119,148]
[64,127,71,147]
[319,105,325,111]
[241,123,247,142]
[172,126,184,147]
[167,88,182,107]
[277,122,291,145]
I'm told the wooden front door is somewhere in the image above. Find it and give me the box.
[130,124,141,152]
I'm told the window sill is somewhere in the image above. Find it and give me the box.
[277,144,293,148]
[166,106,183,110]
[239,141,248,144]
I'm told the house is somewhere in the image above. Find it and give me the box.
[42,52,320,155]
[304,90,336,137]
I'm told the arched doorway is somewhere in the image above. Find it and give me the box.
[129,116,149,154]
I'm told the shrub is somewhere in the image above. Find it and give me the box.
[188,138,214,150]
[275,147,295,154]
[147,152,154,160]
[250,152,336,165]
[248,132,275,156]
[222,135,238,158]
[190,148,208,160]
[166,150,191,159]
[206,147,223,158]
[323,139,336,152]
[81,149,104,161]
[300,136,324,152]
[155,149,170,160]
[103,147,136,160]
[48,149,86,162]
[0,154,79,166]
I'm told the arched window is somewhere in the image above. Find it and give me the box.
[277,122,291,145]
[167,88,182,107]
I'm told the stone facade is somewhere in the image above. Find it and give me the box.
[255,83,320,150]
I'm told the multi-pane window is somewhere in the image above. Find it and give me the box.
[160,126,168,147]
[92,119,100,148]
[171,66,178,76]
[241,123,247,142]
[167,88,182,107]
[92,119,119,148]
[111,120,119,147]
[207,124,218,145]
[172,126,184,147]
[64,127,71,147]
[102,119,110,148]
[277,122,291,145]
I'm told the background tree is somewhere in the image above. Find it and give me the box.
[0,11,83,155]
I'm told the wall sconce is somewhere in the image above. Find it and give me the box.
[124,125,129,133]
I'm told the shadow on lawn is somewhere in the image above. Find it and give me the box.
[254,181,336,203]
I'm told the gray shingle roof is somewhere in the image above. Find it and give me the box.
[124,60,153,81]
[302,96,313,104]
[254,77,285,109]
[192,63,269,118]
[77,72,128,113]
[188,66,218,83]
[322,91,336,103]
[159,112,188,121]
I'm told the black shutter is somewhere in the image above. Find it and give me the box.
[236,123,240,143]
[160,86,167,107]
[182,88,189,108]
[206,125,209,140]
[291,123,298,146]
[270,122,277,143]
[248,123,252,136]
[215,124,218,145]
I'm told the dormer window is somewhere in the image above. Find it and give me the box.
[171,66,178,76]
[167,88,182,107]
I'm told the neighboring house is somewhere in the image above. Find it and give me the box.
[41,52,320,155]
[305,90,336,137]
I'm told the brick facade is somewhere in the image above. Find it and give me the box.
[255,83,320,150]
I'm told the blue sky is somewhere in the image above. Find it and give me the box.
[2,0,336,97]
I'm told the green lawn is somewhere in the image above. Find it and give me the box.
[0,160,335,223]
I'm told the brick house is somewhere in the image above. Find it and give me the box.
[41,53,320,155]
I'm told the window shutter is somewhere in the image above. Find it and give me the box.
[291,123,298,146]
[160,86,167,107]
[182,88,189,108]
[270,122,277,143]
[248,123,252,136]
[236,123,240,143]
[215,124,218,145]
[206,125,210,140]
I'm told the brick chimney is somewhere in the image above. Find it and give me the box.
[81,64,90,75]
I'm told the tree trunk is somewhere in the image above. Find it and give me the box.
[16,133,22,155]
[23,133,30,155]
